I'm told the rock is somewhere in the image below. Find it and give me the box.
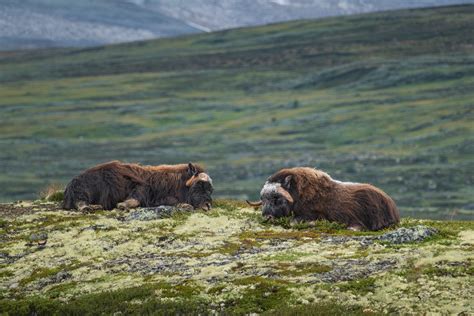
[319,259,396,283]
[37,271,72,289]
[125,205,194,221]
[29,232,48,242]
[28,232,48,247]
[0,253,14,264]
[52,271,72,283]
[81,224,110,232]
[377,225,437,244]
[9,282,19,289]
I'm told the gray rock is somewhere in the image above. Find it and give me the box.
[29,232,48,242]
[37,271,72,289]
[377,225,437,244]
[9,282,19,289]
[81,224,110,232]
[51,271,72,283]
[319,259,396,283]
[126,205,193,221]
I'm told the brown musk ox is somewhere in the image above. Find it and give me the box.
[247,167,399,231]
[63,161,213,212]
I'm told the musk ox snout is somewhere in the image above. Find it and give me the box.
[260,181,293,219]
[261,195,292,219]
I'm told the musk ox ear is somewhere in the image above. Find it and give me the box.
[283,175,292,190]
[187,162,199,176]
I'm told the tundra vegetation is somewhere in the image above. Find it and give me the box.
[0,198,473,315]
[0,5,473,221]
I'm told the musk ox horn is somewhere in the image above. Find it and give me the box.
[186,173,212,187]
[246,200,263,207]
[186,175,197,187]
[277,187,294,203]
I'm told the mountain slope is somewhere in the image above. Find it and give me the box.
[0,0,199,51]
[2,0,473,51]
[0,5,473,220]
[149,0,474,30]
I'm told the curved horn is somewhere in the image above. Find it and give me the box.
[246,200,263,207]
[186,175,196,187]
[277,187,294,204]
[186,173,213,187]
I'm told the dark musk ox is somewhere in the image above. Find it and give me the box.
[63,161,213,212]
[247,167,400,231]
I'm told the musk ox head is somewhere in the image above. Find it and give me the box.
[248,175,294,220]
[185,163,213,210]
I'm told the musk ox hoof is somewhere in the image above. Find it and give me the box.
[176,203,194,211]
[117,203,128,210]
[348,225,363,232]
[116,199,140,211]
[80,204,103,213]
[117,202,135,211]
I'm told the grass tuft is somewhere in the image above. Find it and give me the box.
[38,184,64,202]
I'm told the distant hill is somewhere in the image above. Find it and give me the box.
[1,0,473,50]
[0,5,473,220]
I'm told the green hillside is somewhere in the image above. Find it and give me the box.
[0,5,473,220]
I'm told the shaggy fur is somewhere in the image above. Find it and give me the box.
[63,161,213,211]
[255,167,400,231]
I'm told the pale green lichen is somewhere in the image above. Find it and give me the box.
[459,230,474,245]
[0,200,473,315]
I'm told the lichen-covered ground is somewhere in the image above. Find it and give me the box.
[1,200,473,315]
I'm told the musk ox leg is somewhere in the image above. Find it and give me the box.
[162,196,179,206]
[117,198,140,210]
[161,197,194,211]
[76,201,103,213]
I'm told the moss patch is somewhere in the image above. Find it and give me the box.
[267,301,381,316]
[0,284,207,316]
[338,277,377,295]
[276,262,332,277]
[227,277,292,314]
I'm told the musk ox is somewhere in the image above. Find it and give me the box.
[63,161,213,212]
[247,167,400,231]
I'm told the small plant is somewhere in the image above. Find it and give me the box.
[38,184,64,202]
[338,277,377,295]
[213,199,249,211]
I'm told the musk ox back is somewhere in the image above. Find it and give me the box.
[248,167,399,231]
[63,161,213,212]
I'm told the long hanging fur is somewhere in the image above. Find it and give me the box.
[267,167,400,230]
[63,161,205,210]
